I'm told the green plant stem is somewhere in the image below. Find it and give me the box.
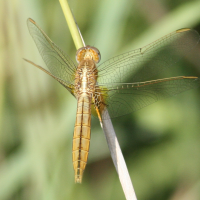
[59,0,84,50]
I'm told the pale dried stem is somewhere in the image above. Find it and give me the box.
[102,109,137,200]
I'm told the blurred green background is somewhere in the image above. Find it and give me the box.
[1,0,200,199]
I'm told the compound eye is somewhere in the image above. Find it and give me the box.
[76,47,86,63]
[75,46,101,63]
[89,47,101,63]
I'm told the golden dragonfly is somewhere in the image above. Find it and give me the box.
[25,18,200,183]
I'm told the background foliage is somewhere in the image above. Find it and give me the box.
[1,0,200,199]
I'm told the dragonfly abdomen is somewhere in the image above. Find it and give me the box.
[72,95,91,183]
[72,58,98,183]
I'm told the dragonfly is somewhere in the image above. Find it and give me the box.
[24,18,200,183]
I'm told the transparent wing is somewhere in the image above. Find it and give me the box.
[24,59,75,93]
[97,29,200,84]
[27,18,76,86]
[96,76,200,119]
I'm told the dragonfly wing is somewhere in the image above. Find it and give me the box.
[97,29,200,84]
[27,18,76,86]
[97,76,200,119]
[24,59,74,93]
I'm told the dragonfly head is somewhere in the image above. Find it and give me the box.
[76,45,101,64]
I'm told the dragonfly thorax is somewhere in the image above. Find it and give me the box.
[74,60,98,98]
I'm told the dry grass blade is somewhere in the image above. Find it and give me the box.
[102,109,137,200]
